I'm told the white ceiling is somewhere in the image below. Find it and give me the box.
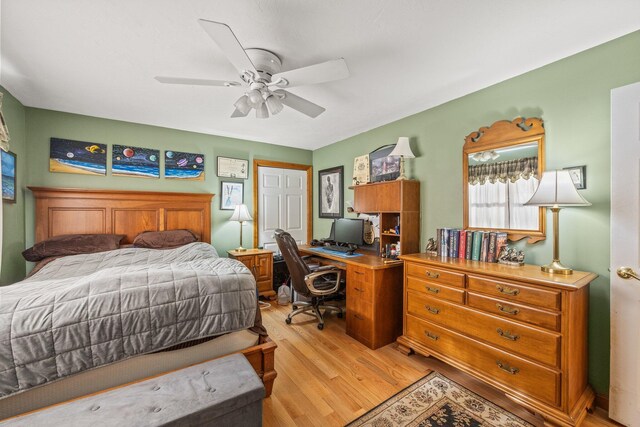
[2,1,639,150]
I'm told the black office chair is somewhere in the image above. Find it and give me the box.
[274,229,343,330]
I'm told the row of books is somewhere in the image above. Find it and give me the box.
[436,229,508,263]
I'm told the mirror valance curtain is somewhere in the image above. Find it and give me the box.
[468,157,538,186]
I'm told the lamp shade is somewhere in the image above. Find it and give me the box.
[389,137,415,158]
[524,170,591,207]
[229,204,253,222]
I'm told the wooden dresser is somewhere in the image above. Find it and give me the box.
[397,254,597,427]
[228,249,274,297]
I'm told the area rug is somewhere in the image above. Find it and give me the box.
[346,372,534,427]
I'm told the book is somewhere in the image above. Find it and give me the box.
[495,232,508,261]
[471,231,483,261]
[441,228,450,257]
[480,232,490,262]
[436,228,443,256]
[450,229,459,258]
[487,232,497,263]
[458,230,467,259]
[465,231,473,259]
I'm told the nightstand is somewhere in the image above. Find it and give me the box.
[228,249,275,298]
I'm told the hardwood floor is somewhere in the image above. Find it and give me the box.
[261,302,618,427]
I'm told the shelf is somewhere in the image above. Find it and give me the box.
[381,233,400,237]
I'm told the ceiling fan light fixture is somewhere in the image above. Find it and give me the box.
[256,103,269,119]
[233,95,252,115]
[266,94,284,115]
[246,89,264,108]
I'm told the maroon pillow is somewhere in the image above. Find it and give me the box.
[22,234,125,262]
[133,229,198,249]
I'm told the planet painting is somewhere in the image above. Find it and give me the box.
[164,150,205,181]
[50,138,107,175]
[112,145,160,178]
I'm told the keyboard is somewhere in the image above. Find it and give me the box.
[326,245,353,253]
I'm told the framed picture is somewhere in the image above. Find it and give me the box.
[217,156,248,179]
[49,137,107,175]
[369,144,400,182]
[2,150,16,203]
[318,166,343,219]
[165,151,205,180]
[353,154,370,185]
[220,181,244,210]
[112,145,160,178]
[563,165,586,190]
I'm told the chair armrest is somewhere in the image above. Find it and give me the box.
[304,269,342,295]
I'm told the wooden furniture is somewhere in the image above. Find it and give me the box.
[397,254,597,427]
[228,249,274,298]
[27,187,277,399]
[299,245,403,349]
[351,180,421,255]
[463,117,546,243]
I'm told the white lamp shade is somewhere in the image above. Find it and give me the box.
[389,137,415,158]
[524,170,591,207]
[229,204,253,222]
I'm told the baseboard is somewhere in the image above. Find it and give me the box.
[595,393,609,411]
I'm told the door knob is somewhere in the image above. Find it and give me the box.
[617,267,640,281]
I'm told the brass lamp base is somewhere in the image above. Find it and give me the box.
[541,260,573,275]
[235,247,247,252]
[395,157,409,180]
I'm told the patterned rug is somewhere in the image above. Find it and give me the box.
[346,372,534,427]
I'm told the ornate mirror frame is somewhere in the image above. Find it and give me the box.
[463,117,546,243]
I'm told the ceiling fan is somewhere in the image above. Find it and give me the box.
[155,20,350,119]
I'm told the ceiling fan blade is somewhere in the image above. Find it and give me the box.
[155,76,242,87]
[272,58,349,88]
[198,19,258,77]
[231,107,250,118]
[274,90,326,118]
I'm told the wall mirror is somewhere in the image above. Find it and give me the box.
[463,117,546,243]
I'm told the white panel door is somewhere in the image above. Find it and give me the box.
[610,81,640,425]
[258,167,307,253]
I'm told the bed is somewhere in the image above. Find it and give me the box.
[0,187,277,421]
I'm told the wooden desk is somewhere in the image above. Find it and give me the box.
[299,245,404,349]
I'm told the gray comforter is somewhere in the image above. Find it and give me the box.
[0,243,257,398]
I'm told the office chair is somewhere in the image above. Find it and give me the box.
[274,229,344,330]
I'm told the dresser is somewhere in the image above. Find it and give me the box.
[397,254,597,427]
[228,249,274,297]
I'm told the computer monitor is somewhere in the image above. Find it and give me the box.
[334,218,365,246]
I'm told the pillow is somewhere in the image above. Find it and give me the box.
[133,229,198,249]
[22,234,125,262]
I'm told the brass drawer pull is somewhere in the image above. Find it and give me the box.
[496,360,519,375]
[354,314,364,320]
[354,287,363,292]
[496,328,520,341]
[425,286,440,294]
[354,271,364,275]
[425,271,440,279]
[496,284,520,296]
[496,304,519,315]
[424,331,439,341]
[424,305,440,314]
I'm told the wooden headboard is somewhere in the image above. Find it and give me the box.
[29,187,214,244]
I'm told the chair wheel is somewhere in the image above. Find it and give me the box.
[317,323,324,330]
[285,317,292,324]
[292,305,298,310]
[337,311,343,318]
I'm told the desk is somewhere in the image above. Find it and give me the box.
[299,245,404,349]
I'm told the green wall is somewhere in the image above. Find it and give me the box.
[23,108,312,261]
[0,87,27,285]
[312,31,640,395]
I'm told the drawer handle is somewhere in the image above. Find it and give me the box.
[425,271,440,279]
[496,285,520,296]
[354,287,363,292]
[424,305,440,315]
[354,314,363,320]
[424,331,439,341]
[496,304,519,315]
[496,328,520,341]
[496,360,519,375]
[354,271,364,275]
[425,286,440,294]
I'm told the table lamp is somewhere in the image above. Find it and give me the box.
[229,204,253,251]
[524,170,591,274]
[389,137,415,180]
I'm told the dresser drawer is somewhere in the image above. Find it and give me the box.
[468,292,561,331]
[406,276,465,304]
[347,298,373,346]
[348,265,373,285]
[406,315,560,406]
[347,268,374,303]
[405,263,465,288]
[468,275,561,310]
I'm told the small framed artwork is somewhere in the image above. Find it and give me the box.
[563,165,586,190]
[369,144,400,182]
[318,166,343,219]
[2,150,16,203]
[352,154,370,185]
[217,156,249,179]
[220,181,244,210]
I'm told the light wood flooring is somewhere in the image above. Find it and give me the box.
[261,302,618,427]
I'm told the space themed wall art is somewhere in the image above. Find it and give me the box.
[50,138,107,175]
[112,145,160,178]
[164,151,205,181]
